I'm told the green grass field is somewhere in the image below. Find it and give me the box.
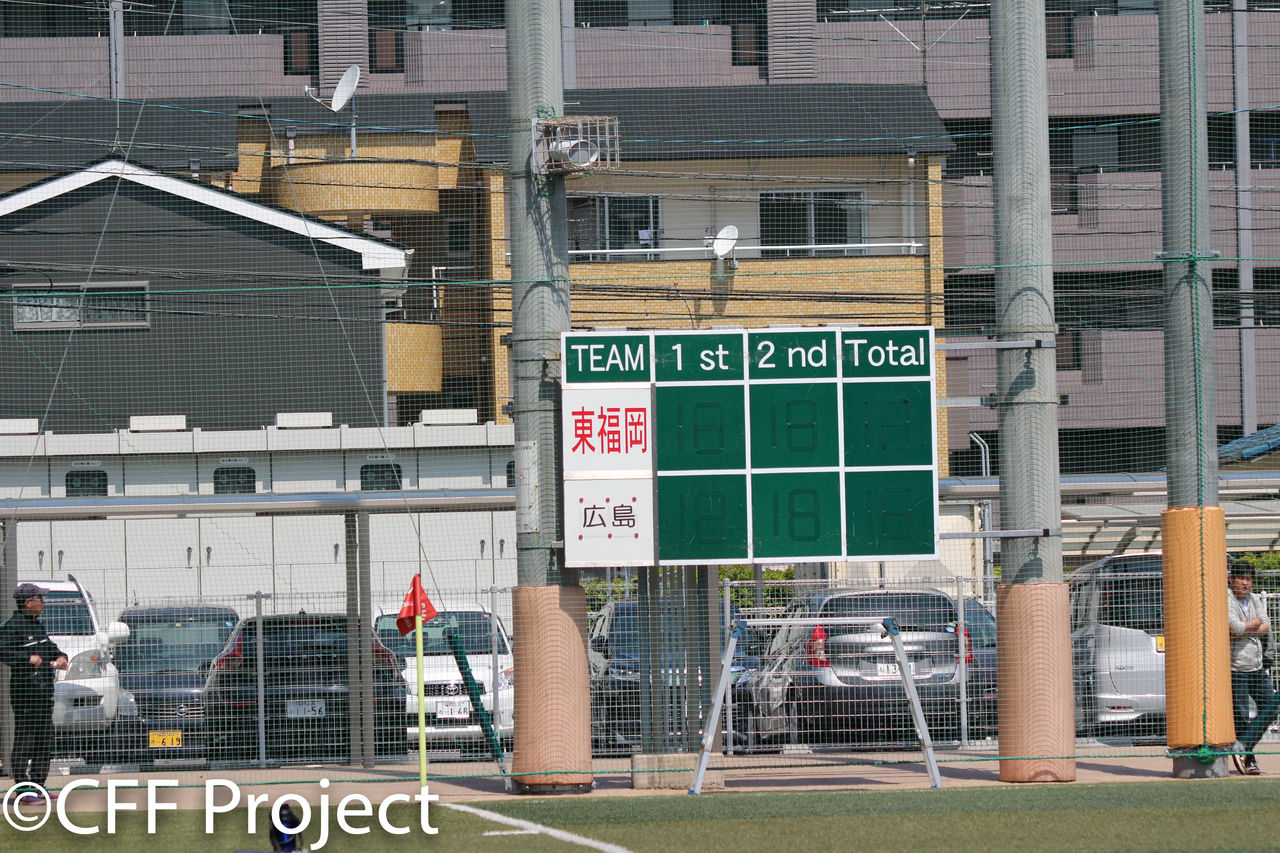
[2,779,1279,852]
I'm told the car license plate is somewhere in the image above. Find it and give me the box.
[286,699,327,719]
[436,699,471,720]
[148,730,182,748]
[876,661,915,677]
[1156,635,1165,653]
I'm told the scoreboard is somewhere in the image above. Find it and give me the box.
[561,327,938,568]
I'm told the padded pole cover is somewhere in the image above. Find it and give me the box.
[997,582,1076,782]
[1162,505,1234,748]
[511,584,593,788]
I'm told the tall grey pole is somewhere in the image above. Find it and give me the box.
[248,590,270,768]
[1162,1,1216,509]
[1161,0,1232,780]
[109,0,124,101]
[991,2,1060,586]
[507,1,591,793]
[509,1,570,591]
[1233,1,1256,436]
[561,0,577,90]
[0,518,16,776]
[990,0,1073,782]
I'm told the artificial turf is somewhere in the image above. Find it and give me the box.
[1,778,1277,852]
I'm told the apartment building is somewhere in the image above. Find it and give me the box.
[0,1,1270,477]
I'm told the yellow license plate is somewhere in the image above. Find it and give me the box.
[1156,635,1166,653]
[149,730,183,748]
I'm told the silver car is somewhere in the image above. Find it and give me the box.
[1070,553,1170,733]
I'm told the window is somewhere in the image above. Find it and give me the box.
[1050,170,1078,214]
[445,218,473,256]
[759,191,866,257]
[1057,329,1082,371]
[369,0,406,73]
[14,283,148,329]
[213,466,257,495]
[360,463,403,490]
[1045,2,1074,59]
[66,470,107,497]
[41,591,94,635]
[567,196,661,261]
[453,0,505,28]
[369,28,404,73]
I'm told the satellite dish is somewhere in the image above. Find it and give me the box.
[329,65,361,113]
[711,225,739,259]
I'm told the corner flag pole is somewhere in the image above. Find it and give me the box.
[416,612,427,788]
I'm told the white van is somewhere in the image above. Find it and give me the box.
[1069,553,1167,733]
[1069,551,1244,736]
[20,575,137,761]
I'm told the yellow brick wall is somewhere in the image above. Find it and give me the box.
[385,322,444,393]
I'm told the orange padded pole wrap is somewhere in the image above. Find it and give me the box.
[997,582,1075,782]
[511,584,593,789]
[1161,505,1234,749]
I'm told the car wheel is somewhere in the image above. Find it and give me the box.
[739,705,781,754]
[787,691,813,745]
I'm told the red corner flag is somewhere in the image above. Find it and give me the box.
[396,574,438,636]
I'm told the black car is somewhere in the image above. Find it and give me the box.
[203,613,406,763]
[589,599,763,755]
[735,588,998,748]
[114,605,239,764]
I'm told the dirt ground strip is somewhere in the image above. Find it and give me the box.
[20,742,1257,812]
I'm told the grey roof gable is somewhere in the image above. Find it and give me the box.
[0,158,408,271]
[457,83,954,163]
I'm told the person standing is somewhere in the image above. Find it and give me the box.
[0,583,67,797]
[1229,563,1273,775]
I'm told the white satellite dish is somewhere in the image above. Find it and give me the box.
[303,65,362,158]
[330,65,360,113]
[711,225,739,259]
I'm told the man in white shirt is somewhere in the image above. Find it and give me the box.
[1229,563,1273,775]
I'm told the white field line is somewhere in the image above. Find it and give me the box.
[441,802,635,853]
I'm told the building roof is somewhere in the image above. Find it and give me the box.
[457,84,953,162]
[0,84,951,172]
[1218,423,1280,464]
[0,157,408,270]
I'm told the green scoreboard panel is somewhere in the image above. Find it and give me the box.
[562,327,937,566]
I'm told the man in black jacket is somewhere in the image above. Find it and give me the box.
[0,583,67,796]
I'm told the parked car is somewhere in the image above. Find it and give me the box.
[589,599,763,755]
[1067,551,1245,736]
[203,613,406,762]
[112,605,239,764]
[28,575,137,762]
[374,608,514,753]
[734,588,998,748]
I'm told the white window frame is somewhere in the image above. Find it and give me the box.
[13,280,150,330]
[758,189,868,258]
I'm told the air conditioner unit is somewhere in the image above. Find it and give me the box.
[532,115,620,175]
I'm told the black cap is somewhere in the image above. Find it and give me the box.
[13,582,47,603]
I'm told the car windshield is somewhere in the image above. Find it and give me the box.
[117,615,237,673]
[374,612,510,658]
[39,590,94,635]
[821,592,958,633]
[603,602,757,661]
[963,600,998,647]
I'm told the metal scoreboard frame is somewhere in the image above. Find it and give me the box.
[561,326,939,568]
